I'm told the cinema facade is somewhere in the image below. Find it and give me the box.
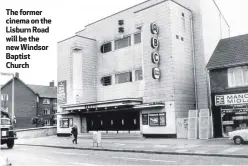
[57,0,229,137]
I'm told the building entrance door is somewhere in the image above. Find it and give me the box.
[86,110,140,131]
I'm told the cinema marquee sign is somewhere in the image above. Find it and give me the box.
[215,93,248,106]
[150,22,160,79]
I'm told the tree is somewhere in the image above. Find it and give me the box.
[31,116,45,127]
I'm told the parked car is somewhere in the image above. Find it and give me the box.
[0,154,12,166]
[228,129,248,145]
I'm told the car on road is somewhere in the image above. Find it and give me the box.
[228,129,248,145]
[0,154,12,166]
[1,111,17,149]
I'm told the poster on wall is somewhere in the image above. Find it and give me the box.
[58,80,67,104]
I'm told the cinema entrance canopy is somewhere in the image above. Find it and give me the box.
[57,98,165,115]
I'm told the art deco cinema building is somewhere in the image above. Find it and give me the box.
[57,0,229,137]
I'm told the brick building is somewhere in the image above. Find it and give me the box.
[206,34,248,138]
[1,73,57,129]
[57,0,229,137]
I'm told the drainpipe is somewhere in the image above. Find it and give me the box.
[206,68,214,138]
[190,14,198,110]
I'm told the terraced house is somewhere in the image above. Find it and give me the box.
[1,73,57,129]
[57,0,230,137]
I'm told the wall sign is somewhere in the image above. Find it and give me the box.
[150,22,159,34]
[152,67,160,79]
[150,22,160,79]
[151,37,159,49]
[58,80,67,104]
[151,52,160,64]
[215,93,248,106]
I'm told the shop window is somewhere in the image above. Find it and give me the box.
[115,72,132,84]
[134,33,141,44]
[44,109,50,115]
[149,113,166,126]
[43,98,50,104]
[142,114,148,125]
[1,94,8,101]
[135,69,143,81]
[115,36,131,50]
[228,66,248,87]
[60,118,73,128]
[100,42,112,53]
[101,76,112,86]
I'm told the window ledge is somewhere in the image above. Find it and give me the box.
[226,85,248,89]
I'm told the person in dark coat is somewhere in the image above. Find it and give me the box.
[71,124,78,144]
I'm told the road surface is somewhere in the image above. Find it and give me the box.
[1,145,248,165]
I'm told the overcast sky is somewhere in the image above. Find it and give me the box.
[0,0,247,86]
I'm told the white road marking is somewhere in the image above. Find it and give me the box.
[52,151,90,156]
[115,143,125,146]
[222,147,243,153]
[68,162,97,165]
[154,145,168,148]
[112,156,176,163]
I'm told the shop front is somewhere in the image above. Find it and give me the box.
[215,93,248,137]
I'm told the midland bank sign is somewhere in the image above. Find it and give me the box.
[215,93,248,106]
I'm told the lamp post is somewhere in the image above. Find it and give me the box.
[0,72,15,122]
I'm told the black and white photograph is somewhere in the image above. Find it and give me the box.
[1,0,248,165]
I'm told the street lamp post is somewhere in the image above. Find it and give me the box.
[0,72,15,122]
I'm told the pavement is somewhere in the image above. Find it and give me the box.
[13,134,248,158]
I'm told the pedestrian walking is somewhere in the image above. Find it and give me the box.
[71,124,78,144]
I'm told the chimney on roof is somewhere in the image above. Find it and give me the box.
[15,72,19,78]
[49,80,54,87]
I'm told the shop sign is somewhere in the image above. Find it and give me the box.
[150,22,159,34]
[145,101,165,105]
[233,116,248,120]
[151,52,160,64]
[152,67,160,79]
[85,105,97,109]
[58,80,67,104]
[215,93,248,106]
[223,121,234,125]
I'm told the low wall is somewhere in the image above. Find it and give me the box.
[15,126,57,139]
